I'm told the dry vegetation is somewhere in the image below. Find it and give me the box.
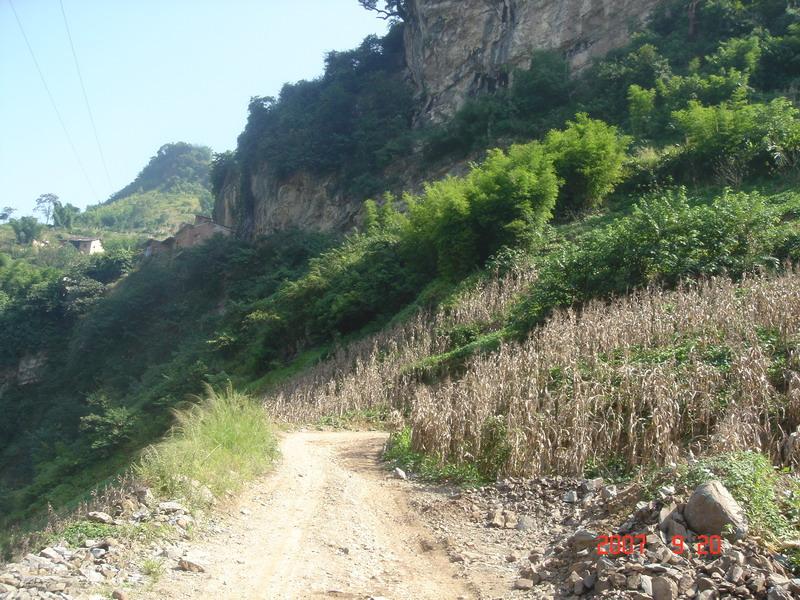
[266,266,536,422]
[266,268,800,479]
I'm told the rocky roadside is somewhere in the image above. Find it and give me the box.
[3,460,799,600]
[412,475,800,599]
[0,486,215,600]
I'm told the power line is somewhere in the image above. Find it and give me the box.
[59,0,114,196]
[7,0,99,203]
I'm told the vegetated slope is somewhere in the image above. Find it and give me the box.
[79,143,214,235]
[214,0,800,235]
[265,264,800,479]
[3,0,800,558]
[0,231,332,545]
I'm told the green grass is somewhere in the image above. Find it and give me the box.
[647,451,799,545]
[384,427,485,486]
[405,330,506,381]
[141,556,166,584]
[134,383,278,508]
[244,345,331,395]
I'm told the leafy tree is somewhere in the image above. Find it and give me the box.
[52,202,80,230]
[86,247,135,284]
[628,84,657,138]
[79,393,136,455]
[210,151,237,198]
[511,50,571,119]
[0,207,14,222]
[107,143,212,203]
[358,0,408,21]
[34,193,58,225]
[236,26,412,198]
[544,114,632,214]
[511,188,782,332]
[9,216,44,245]
[406,140,559,278]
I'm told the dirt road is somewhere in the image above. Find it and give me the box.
[144,431,476,600]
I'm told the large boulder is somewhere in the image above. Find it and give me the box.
[684,480,748,539]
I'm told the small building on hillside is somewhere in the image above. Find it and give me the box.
[174,215,233,248]
[144,236,176,257]
[66,237,104,255]
[144,215,232,257]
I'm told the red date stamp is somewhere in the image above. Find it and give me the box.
[596,534,722,556]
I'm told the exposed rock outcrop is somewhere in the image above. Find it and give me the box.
[217,0,667,237]
[404,0,665,122]
[214,166,362,238]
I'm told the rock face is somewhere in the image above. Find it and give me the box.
[684,480,749,539]
[404,0,665,122]
[214,165,362,238]
[217,0,665,237]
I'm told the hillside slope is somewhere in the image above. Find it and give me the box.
[78,142,213,236]
[2,0,800,578]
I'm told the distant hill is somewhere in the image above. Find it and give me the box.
[107,142,212,203]
[78,143,214,235]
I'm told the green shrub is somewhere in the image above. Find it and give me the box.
[79,393,137,455]
[673,97,800,179]
[544,114,632,214]
[406,140,559,278]
[510,50,571,118]
[510,188,780,332]
[677,452,796,542]
[476,416,512,480]
[384,427,484,485]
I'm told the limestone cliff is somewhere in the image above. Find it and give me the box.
[405,0,665,122]
[214,165,362,237]
[216,0,665,237]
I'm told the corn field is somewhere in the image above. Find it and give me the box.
[266,268,800,478]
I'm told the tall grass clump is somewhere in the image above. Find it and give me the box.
[136,384,277,505]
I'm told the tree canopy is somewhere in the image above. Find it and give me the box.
[357,0,408,21]
[106,142,212,203]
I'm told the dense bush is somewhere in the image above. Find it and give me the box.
[510,188,782,332]
[0,231,327,529]
[543,114,632,213]
[405,141,559,278]
[673,97,800,180]
[235,25,413,198]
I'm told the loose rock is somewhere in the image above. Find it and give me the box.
[684,480,748,539]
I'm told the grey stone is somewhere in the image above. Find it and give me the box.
[652,576,678,600]
[86,511,113,524]
[514,578,534,590]
[569,529,597,551]
[563,490,578,503]
[640,574,652,595]
[584,477,604,492]
[601,485,618,500]
[684,481,748,539]
[157,501,187,514]
[726,565,744,584]
[767,588,793,600]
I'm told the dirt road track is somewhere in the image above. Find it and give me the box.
[143,431,476,600]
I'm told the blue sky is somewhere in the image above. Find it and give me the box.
[0,0,388,216]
